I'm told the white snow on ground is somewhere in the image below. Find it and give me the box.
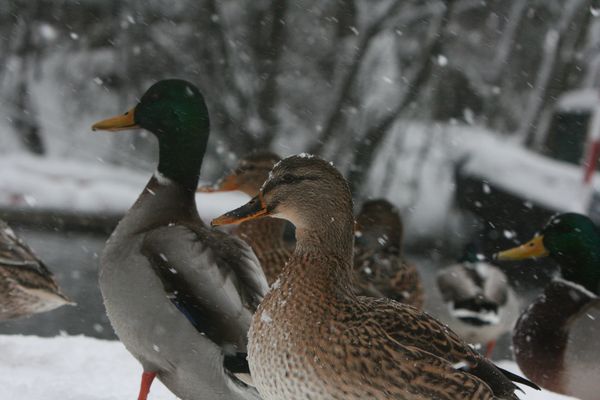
[0,154,250,223]
[0,335,175,400]
[496,360,578,400]
[0,334,576,400]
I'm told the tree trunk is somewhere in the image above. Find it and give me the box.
[518,0,592,146]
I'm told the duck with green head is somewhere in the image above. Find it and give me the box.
[92,79,267,400]
[496,212,600,400]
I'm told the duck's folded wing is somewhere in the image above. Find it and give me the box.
[350,329,502,400]
[141,224,268,352]
[0,220,51,276]
[366,298,537,394]
[0,220,64,296]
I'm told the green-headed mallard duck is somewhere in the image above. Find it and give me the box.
[92,79,267,400]
[198,152,291,284]
[354,199,424,309]
[437,245,519,358]
[496,212,600,400]
[0,219,72,319]
[212,154,538,400]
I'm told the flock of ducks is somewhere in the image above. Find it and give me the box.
[1,79,599,399]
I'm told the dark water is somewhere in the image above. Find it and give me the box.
[0,225,550,362]
[0,227,116,339]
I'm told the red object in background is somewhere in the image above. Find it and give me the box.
[583,140,600,184]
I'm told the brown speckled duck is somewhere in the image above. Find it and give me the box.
[496,213,600,400]
[354,199,424,309]
[199,152,291,284]
[213,154,538,400]
[0,219,72,320]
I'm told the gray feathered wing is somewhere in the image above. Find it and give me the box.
[141,224,268,353]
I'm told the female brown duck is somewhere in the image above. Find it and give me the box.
[354,199,424,308]
[0,219,71,319]
[213,155,537,400]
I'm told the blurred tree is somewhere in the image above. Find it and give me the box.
[1,0,600,195]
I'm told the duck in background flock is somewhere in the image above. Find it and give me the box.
[213,155,537,400]
[354,199,424,309]
[0,219,72,320]
[92,79,267,400]
[437,244,519,358]
[496,212,600,400]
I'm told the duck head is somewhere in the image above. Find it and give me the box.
[355,199,403,254]
[211,155,354,246]
[92,79,210,190]
[198,152,281,197]
[496,213,600,294]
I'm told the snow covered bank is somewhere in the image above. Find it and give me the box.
[0,335,577,400]
[0,154,250,224]
[0,335,174,400]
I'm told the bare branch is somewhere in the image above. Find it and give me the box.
[308,0,405,155]
[516,0,592,145]
[254,0,289,147]
[346,0,457,194]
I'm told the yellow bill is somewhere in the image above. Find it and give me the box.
[495,235,549,261]
[91,107,139,132]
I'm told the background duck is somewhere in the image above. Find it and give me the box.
[437,244,519,358]
[92,79,267,400]
[198,151,290,284]
[213,155,538,400]
[354,199,424,309]
[0,219,72,320]
[496,212,600,400]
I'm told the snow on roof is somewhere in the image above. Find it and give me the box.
[556,88,600,112]
[461,135,596,212]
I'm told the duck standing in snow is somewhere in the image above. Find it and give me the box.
[353,199,424,308]
[436,245,519,358]
[496,212,600,400]
[213,154,538,400]
[199,152,291,285]
[92,79,267,400]
[0,219,72,320]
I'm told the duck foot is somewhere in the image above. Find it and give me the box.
[485,340,496,359]
[138,371,157,400]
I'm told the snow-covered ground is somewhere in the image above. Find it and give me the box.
[0,334,576,400]
[0,335,174,400]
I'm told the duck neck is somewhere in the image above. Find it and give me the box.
[282,215,355,294]
[556,250,600,295]
[156,126,208,192]
[237,217,287,253]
